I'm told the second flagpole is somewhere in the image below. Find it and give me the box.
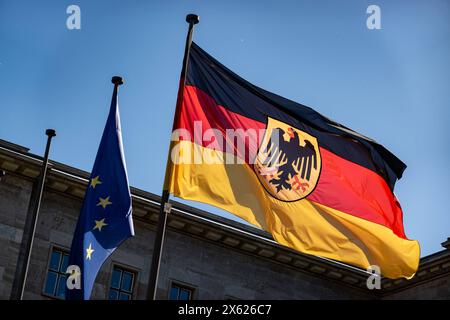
[146,13,200,300]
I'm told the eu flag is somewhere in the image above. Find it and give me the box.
[66,77,134,300]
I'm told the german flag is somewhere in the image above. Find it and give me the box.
[166,42,420,279]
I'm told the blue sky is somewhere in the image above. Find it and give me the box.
[0,0,448,257]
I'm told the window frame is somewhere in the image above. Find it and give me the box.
[107,262,139,300]
[41,244,70,300]
[167,279,197,300]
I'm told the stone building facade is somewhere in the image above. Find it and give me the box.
[0,139,449,300]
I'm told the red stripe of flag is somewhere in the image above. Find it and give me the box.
[176,85,406,238]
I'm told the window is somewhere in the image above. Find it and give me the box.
[43,247,69,299]
[108,266,136,300]
[169,282,194,300]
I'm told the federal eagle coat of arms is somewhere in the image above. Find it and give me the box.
[254,117,322,202]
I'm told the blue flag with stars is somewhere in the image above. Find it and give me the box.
[66,81,134,300]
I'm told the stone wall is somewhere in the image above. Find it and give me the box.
[383,276,450,300]
[158,230,372,299]
[0,172,33,299]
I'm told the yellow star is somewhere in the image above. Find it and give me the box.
[93,218,108,232]
[97,196,112,209]
[86,243,94,260]
[90,175,102,189]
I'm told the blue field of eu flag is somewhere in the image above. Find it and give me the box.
[66,77,134,300]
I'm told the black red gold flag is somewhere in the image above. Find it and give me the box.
[166,42,419,279]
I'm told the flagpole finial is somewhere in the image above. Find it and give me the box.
[111,76,124,86]
[45,129,56,137]
[186,14,199,25]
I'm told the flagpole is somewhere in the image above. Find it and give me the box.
[146,13,200,300]
[10,129,56,300]
[112,75,124,90]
